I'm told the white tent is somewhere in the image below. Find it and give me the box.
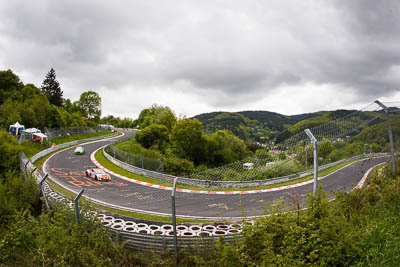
[33,132,48,144]
[9,122,25,136]
[23,128,41,134]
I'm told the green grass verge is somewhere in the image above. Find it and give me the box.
[95,149,173,187]
[23,130,112,158]
[96,147,367,191]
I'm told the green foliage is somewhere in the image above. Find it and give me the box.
[0,207,136,266]
[0,173,40,227]
[354,117,400,147]
[0,70,88,130]
[0,69,23,105]
[100,115,134,128]
[41,68,63,107]
[136,104,177,131]
[135,124,169,152]
[0,132,21,176]
[78,90,102,121]
[116,138,163,159]
[208,130,250,165]
[149,161,400,266]
[163,156,194,176]
[170,118,208,165]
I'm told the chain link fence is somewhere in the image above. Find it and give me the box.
[19,149,242,252]
[45,126,104,143]
[18,126,105,145]
[105,142,164,173]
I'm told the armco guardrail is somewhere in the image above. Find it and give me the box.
[20,130,242,252]
[103,147,388,189]
[30,132,117,163]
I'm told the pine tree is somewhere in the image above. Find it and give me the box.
[41,68,63,107]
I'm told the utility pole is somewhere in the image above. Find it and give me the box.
[375,100,396,175]
[305,129,318,195]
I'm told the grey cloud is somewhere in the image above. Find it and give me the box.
[0,0,399,115]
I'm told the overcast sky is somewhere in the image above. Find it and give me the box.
[1,0,399,118]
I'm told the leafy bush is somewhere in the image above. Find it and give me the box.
[0,132,21,176]
[163,156,194,176]
[0,172,40,226]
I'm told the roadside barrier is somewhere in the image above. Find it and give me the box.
[19,134,244,251]
[103,144,388,188]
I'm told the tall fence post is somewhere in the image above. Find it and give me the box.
[39,174,49,210]
[305,129,318,195]
[375,100,396,175]
[171,177,179,265]
[74,189,85,224]
[39,174,48,196]
[45,127,51,146]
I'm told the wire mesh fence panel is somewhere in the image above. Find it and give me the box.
[45,126,103,139]
[105,142,163,172]
[189,102,389,182]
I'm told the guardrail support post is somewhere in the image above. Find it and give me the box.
[74,188,85,225]
[375,100,396,175]
[39,174,49,210]
[39,174,48,195]
[171,177,179,265]
[305,129,318,195]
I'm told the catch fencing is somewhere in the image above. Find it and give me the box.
[19,126,106,145]
[102,142,388,188]
[19,133,241,252]
[105,142,164,172]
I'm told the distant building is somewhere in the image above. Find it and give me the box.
[243,163,254,170]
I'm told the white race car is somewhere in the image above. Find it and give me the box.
[85,168,111,181]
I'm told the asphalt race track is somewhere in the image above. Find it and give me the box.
[43,130,390,219]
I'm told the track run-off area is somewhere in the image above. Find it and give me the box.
[43,129,390,219]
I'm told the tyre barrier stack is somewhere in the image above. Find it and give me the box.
[39,179,244,237]
[23,142,245,251]
[36,175,244,251]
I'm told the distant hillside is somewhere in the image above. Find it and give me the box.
[193,110,332,142]
[193,109,400,143]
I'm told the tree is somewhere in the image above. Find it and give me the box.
[208,130,249,165]
[135,124,169,152]
[136,104,177,131]
[170,119,208,165]
[78,91,102,120]
[41,68,63,107]
[0,69,23,105]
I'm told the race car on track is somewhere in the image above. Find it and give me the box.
[85,168,111,181]
[74,146,85,155]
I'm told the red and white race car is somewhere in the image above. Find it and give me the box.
[85,168,111,181]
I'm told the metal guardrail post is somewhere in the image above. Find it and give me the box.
[375,100,396,175]
[39,174,49,209]
[74,189,85,224]
[31,167,37,175]
[171,177,179,265]
[305,129,318,195]
[39,174,48,195]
